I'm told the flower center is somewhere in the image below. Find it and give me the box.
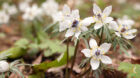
[95,13,103,22]
[95,50,100,56]
[121,28,126,32]
[72,20,79,27]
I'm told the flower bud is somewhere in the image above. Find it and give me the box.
[0,60,9,72]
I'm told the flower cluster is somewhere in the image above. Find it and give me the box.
[57,3,137,70]
[0,3,17,24]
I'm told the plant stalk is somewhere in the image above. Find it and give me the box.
[70,39,79,75]
[65,39,69,78]
[99,27,104,45]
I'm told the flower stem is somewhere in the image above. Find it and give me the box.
[70,39,79,75]
[65,39,69,78]
[99,27,104,45]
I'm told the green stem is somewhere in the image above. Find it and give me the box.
[99,27,104,45]
[65,40,69,78]
[70,39,79,75]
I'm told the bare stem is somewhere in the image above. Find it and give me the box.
[99,27,104,45]
[65,39,69,78]
[70,39,79,75]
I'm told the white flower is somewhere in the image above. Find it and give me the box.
[41,0,58,16]
[22,4,42,21]
[109,17,137,39]
[81,39,112,70]
[2,3,18,15]
[52,11,63,23]
[58,5,93,38]
[0,11,10,24]
[65,10,94,38]
[0,60,9,72]
[58,4,72,32]
[91,4,113,30]
[19,1,30,12]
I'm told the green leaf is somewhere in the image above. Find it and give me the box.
[14,38,29,49]
[0,47,27,59]
[34,50,68,70]
[43,39,74,57]
[118,62,140,78]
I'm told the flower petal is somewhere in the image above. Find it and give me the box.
[75,31,81,39]
[71,9,80,20]
[63,4,70,15]
[123,34,136,39]
[115,32,121,37]
[89,39,98,48]
[104,17,113,23]
[100,43,111,54]
[94,23,103,30]
[100,55,112,64]
[90,58,100,70]
[126,29,137,34]
[80,26,88,32]
[59,20,71,32]
[81,49,91,57]
[109,21,118,30]
[80,17,95,26]
[93,3,101,14]
[103,6,112,16]
[65,28,75,37]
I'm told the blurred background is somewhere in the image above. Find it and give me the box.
[0,0,140,78]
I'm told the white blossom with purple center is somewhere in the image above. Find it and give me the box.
[109,16,137,39]
[87,4,113,30]
[81,39,112,70]
[64,9,94,38]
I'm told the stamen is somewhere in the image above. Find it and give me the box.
[121,28,126,32]
[95,50,100,56]
[72,20,79,27]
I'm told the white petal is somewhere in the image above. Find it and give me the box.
[123,34,136,39]
[94,23,103,30]
[90,58,100,70]
[81,49,91,57]
[93,3,101,14]
[115,32,121,37]
[80,17,95,26]
[59,20,71,32]
[80,26,88,32]
[100,55,112,64]
[109,21,118,30]
[71,9,80,20]
[75,31,81,39]
[65,28,75,37]
[89,39,98,48]
[103,6,112,16]
[100,43,111,54]
[127,29,137,33]
[104,17,113,23]
[63,4,70,15]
